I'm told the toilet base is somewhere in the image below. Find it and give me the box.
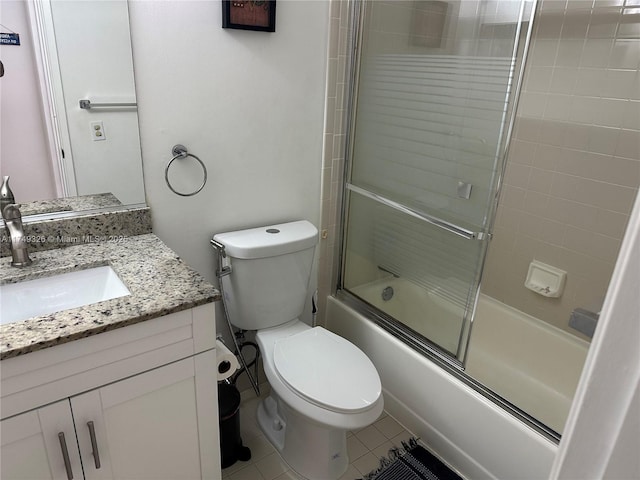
[257,392,349,480]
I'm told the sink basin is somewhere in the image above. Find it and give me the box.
[1,266,130,325]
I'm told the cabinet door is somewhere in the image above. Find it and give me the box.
[71,350,220,480]
[1,400,82,480]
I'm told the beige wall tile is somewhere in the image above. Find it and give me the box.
[481,0,639,335]
[587,8,621,38]
[587,125,621,155]
[528,167,555,193]
[580,38,614,67]
[519,92,548,117]
[524,65,554,92]
[555,39,585,66]
[602,69,638,99]
[574,67,606,96]
[508,139,539,165]
[534,143,565,170]
[538,217,568,246]
[562,123,591,150]
[622,100,640,129]
[504,162,532,188]
[544,93,573,120]
[615,129,640,159]
[609,39,640,69]
[523,190,552,216]
[595,208,630,238]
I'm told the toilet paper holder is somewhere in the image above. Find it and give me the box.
[216,337,240,382]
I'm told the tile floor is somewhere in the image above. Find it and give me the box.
[221,386,416,480]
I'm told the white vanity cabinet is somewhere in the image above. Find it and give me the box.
[1,304,221,480]
[1,399,79,480]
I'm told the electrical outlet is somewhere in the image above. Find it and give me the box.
[90,121,106,141]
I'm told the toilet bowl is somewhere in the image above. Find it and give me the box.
[256,320,383,479]
[212,220,384,479]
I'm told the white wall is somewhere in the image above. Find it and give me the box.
[129,0,328,327]
[0,0,56,202]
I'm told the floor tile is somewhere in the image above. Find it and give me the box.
[374,415,406,439]
[354,424,388,450]
[222,458,253,478]
[352,452,380,476]
[371,440,394,460]
[274,470,305,480]
[244,433,276,462]
[255,452,290,480]
[228,464,265,480]
[390,429,415,448]
[338,465,361,480]
[346,434,368,460]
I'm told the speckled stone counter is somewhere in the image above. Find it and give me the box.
[0,234,220,360]
[1,205,151,257]
[19,193,122,216]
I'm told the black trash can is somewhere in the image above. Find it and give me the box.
[218,382,251,468]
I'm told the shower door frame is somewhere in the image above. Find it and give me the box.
[335,0,560,443]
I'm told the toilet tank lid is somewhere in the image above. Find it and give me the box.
[213,220,318,259]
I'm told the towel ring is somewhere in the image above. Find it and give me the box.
[165,144,208,197]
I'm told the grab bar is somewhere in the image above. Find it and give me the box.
[346,183,487,240]
[79,99,137,110]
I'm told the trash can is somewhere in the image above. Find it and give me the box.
[218,382,251,468]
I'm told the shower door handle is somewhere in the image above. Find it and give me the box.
[347,183,484,240]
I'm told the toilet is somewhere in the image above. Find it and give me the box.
[213,220,383,480]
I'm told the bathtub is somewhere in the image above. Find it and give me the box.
[467,293,588,434]
[350,277,464,355]
[350,277,589,433]
[326,286,589,479]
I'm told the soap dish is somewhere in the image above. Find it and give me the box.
[525,260,566,298]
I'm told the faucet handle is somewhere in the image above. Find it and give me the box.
[2,204,33,267]
[1,177,16,219]
[2,204,21,221]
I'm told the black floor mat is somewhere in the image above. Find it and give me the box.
[359,438,463,480]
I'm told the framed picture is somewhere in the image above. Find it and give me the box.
[222,0,276,32]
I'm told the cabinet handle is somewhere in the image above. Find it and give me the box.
[58,432,74,480]
[87,421,102,469]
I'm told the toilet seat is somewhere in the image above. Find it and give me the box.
[273,327,381,414]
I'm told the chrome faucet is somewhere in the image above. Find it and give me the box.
[2,204,32,267]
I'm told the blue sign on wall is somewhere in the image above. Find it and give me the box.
[0,33,20,46]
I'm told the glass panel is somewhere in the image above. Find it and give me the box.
[344,192,486,356]
[342,0,528,359]
[350,0,525,231]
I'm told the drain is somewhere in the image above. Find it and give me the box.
[381,286,394,301]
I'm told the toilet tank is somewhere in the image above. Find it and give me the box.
[213,221,318,330]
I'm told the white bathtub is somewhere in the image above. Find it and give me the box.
[326,288,588,479]
[467,294,588,434]
[351,277,464,354]
[351,277,589,433]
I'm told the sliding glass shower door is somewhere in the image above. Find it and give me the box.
[341,0,533,362]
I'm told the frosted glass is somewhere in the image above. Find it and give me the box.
[342,0,527,359]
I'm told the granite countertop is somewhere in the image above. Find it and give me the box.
[0,234,220,360]
[19,193,123,216]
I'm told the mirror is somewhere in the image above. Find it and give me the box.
[0,0,146,216]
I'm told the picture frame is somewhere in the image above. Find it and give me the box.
[222,0,276,32]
